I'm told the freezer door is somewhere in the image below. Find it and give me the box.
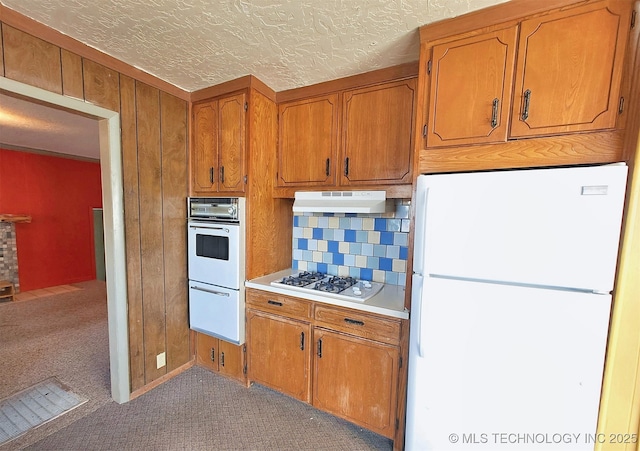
[405,276,611,450]
[415,164,627,292]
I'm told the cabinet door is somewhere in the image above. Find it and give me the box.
[313,328,399,438]
[510,2,630,137]
[426,27,517,147]
[246,310,312,402]
[278,95,338,186]
[218,339,246,383]
[195,332,218,372]
[191,100,218,194]
[218,93,246,192]
[341,79,416,184]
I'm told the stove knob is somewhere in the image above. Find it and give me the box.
[362,281,372,289]
[352,287,362,296]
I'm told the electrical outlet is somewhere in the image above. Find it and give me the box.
[156,352,166,369]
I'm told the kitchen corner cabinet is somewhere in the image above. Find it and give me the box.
[277,78,416,188]
[191,92,246,195]
[422,1,632,150]
[195,332,246,383]
[245,288,402,440]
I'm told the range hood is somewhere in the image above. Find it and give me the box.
[293,191,389,213]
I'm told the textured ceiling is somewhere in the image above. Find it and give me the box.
[0,0,508,159]
[0,0,507,93]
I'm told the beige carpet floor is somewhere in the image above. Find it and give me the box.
[0,281,392,450]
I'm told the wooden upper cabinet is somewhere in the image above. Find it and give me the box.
[341,80,416,184]
[426,27,517,147]
[218,93,246,192]
[278,95,338,187]
[190,92,246,195]
[191,100,218,194]
[510,2,630,137]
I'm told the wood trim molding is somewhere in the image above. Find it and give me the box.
[276,62,419,103]
[190,75,277,103]
[419,0,608,43]
[129,360,195,401]
[0,5,190,101]
[418,130,625,174]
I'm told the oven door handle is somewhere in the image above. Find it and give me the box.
[190,286,230,297]
[189,225,230,233]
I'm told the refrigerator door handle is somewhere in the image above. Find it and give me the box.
[412,274,426,358]
[413,176,429,275]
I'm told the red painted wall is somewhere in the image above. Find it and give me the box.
[0,148,102,291]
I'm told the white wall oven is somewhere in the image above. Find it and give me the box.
[187,197,246,344]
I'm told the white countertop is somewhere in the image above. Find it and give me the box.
[245,269,409,320]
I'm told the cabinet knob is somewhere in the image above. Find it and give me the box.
[300,332,305,351]
[325,158,330,177]
[344,157,350,177]
[317,338,323,358]
[210,347,215,362]
[209,167,214,184]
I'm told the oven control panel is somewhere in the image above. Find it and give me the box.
[188,197,240,222]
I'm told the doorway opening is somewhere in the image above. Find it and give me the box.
[0,76,130,403]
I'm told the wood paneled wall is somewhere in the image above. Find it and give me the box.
[0,19,190,392]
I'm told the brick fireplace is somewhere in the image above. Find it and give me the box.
[0,215,31,293]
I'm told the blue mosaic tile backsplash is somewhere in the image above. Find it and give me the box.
[292,200,410,286]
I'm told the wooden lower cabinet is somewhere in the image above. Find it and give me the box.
[313,328,399,438]
[246,309,312,402]
[245,288,402,441]
[195,332,246,384]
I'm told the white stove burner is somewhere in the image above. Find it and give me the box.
[271,272,384,302]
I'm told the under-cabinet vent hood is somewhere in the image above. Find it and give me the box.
[293,191,389,213]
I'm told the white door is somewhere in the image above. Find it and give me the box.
[189,281,243,344]
[406,276,611,451]
[415,165,627,292]
[188,221,241,289]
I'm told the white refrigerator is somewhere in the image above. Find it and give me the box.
[406,164,628,451]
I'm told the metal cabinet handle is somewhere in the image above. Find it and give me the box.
[221,352,225,367]
[325,158,330,177]
[300,332,305,351]
[209,167,214,184]
[190,286,230,297]
[210,347,215,362]
[491,98,499,128]
[317,339,323,358]
[344,157,350,176]
[344,318,365,326]
[267,300,283,307]
[522,89,531,121]
[220,166,225,184]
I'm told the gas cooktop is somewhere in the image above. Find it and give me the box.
[270,271,384,302]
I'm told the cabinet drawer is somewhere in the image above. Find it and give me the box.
[246,290,312,320]
[314,305,401,345]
